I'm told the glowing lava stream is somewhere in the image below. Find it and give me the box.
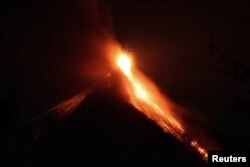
[115,52,208,160]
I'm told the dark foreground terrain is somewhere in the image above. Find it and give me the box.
[2,81,206,167]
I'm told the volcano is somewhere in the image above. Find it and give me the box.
[2,76,206,167]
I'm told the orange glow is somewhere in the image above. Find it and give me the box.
[117,53,132,77]
[115,51,209,160]
[46,92,88,118]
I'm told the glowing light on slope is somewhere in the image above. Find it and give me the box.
[115,51,209,160]
[117,53,132,77]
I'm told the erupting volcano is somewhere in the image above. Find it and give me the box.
[4,0,250,166]
[34,42,220,162]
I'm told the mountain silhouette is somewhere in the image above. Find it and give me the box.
[2,77,205,167]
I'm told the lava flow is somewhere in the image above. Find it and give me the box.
[114,50,210,160]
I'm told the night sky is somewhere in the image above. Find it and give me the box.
[1,0,250,166]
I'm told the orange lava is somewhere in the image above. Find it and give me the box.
[114,51,208,160]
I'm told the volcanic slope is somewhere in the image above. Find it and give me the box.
[15,79,205,167]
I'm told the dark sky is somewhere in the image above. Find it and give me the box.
[1,0,250,166]
[112,0,250,148]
